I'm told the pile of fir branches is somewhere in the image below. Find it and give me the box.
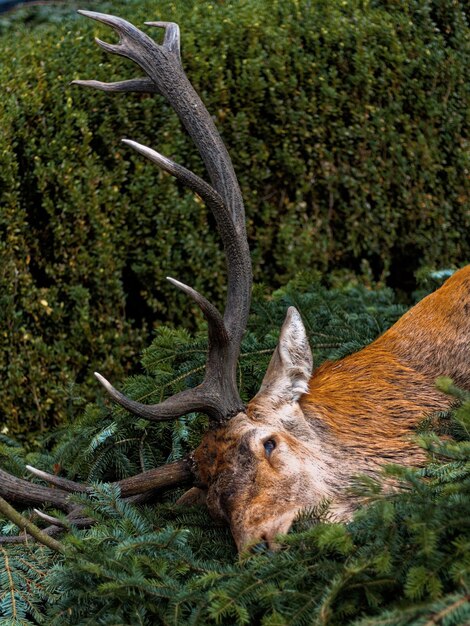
[0,279,469,625]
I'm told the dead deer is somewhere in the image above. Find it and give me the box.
[1,11,468,552]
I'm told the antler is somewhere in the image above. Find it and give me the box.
[0,460,192,545]
[73,11,252,423]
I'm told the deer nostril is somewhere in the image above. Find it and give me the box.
[249,533,271,553]
[250,540,269,553]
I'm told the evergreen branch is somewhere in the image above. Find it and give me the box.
[162,365,206,392]
[116,365,207,409]
[0,496,65,553]
[422,593,470,626]
[1,547,17,620]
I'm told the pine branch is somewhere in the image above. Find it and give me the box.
[0,496,65,553]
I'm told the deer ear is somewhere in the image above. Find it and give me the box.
[256,307,313,403]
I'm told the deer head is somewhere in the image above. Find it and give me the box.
[188,307,343,551]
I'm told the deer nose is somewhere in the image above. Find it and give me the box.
[250,533,272,553]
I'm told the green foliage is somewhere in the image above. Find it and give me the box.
[0,0,468,435]
[41,384,470,625]
[0,1,82,35]
[0,544,54,625]
[2,387,466,626]
[1,281,469,624]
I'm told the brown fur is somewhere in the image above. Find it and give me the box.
[304,266,470,456]
[191,266,470,550]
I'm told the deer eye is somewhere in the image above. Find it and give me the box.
[263,439,276,457]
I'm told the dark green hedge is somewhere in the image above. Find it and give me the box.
[0,0,468,435]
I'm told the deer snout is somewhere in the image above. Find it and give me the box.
[231,509,300,553]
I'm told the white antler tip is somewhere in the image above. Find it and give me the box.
[94,371,112,390]
[77,9,95,17]
[26,465,48,479]
[166,276,192,293]
[122,140,172,168]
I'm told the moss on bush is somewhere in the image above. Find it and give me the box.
[0,0,468,435]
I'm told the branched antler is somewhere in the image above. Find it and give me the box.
[74,11,252,423]
[25,460,191,497]
[0,11,252,545]
[0,459,192,544]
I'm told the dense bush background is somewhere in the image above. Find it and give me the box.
[0,0,468,435]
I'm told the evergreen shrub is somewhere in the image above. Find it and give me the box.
[0,281,469,625]
[0,0,468,435]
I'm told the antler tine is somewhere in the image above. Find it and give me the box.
[94,372,228,421]
[166,277,228,344]
[27,461,191,497]
[77,11,156,57]
[145,21,181,62]
[33,509,70,528]
[76,12,252,422]
[26,465,89,493]
[120,139,236,239]
[0,468,72,511]
[72,77,159,93]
